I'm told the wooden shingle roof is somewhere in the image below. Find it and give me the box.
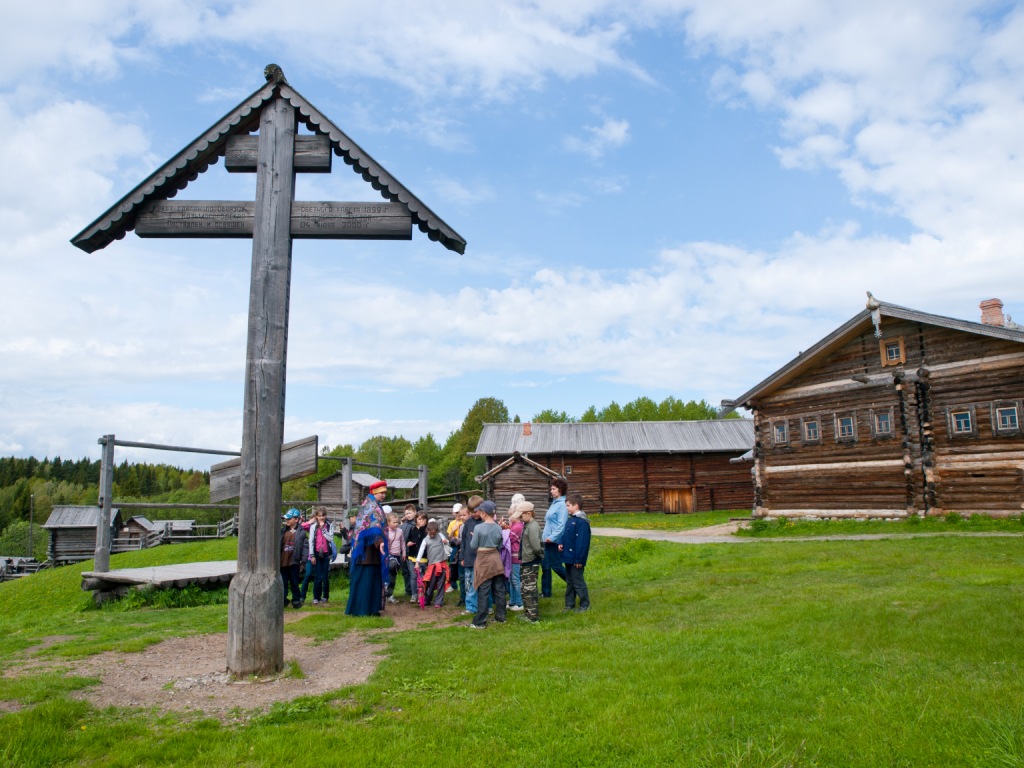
[472,420,754,456]
[43,505,120,529]
[71,65,466,255]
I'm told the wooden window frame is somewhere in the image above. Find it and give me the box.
[801,416,821,444]
[992,401,1022,435]
[946,405,977,438]
[835,413,858,443]
[880,336,906,367]
[564,465,573,475]
[870,408,895,439]
[771,420,789,446]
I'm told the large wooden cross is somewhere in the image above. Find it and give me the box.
[72,65,465,676]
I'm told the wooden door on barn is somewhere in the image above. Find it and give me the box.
[661,488,693,514]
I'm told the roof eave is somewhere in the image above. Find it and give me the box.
[723,301,1024,412]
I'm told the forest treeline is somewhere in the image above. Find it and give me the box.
[0,395,732,554]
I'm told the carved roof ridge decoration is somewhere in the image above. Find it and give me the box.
[72,69,466,255]
[724,299,1024,412]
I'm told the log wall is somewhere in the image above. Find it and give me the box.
[485,451,753,514]
[753,319,1024,518]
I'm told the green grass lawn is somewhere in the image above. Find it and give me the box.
[590,509,743,531]
[1,534,1023,767]
[737,513,1024,538]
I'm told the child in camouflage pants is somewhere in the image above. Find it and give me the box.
[517,502,543,623]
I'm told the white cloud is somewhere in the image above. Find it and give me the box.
[3,0,1024,462]
[564,115,631,158]
[679,0,1024,242]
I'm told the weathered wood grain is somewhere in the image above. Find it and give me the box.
[134,200,412,240]
[210,434,318,503]
[227,96,294,678]
[225,134,331,172]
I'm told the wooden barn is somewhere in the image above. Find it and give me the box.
[120,516,167,548]
[724,296,1024,519]
[472,420,755,514]
[43,505,122,565]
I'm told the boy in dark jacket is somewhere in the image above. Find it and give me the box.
[280,509,307,609]
[559,493,591,612]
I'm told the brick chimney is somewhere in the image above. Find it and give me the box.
[980,298,1005,326]
[523,422,532,436]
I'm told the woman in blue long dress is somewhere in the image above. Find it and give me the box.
[345,480,389,616]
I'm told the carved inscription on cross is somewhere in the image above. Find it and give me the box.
[72,64,465,678]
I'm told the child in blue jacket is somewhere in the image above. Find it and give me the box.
[559,493,591,612]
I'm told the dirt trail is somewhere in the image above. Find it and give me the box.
[6,599,463,723]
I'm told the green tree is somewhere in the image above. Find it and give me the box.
[621,396,660,421]
[0,521,47,560]
[437,397,509,493]
[531,409,573,423]
[355,435,414,471]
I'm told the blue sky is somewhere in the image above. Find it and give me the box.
[1,1,1023,468]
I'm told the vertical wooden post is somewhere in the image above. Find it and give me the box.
[94,434,115,572]
[342,457,353,510]
[418,465,428,510]
[227,96,296,677]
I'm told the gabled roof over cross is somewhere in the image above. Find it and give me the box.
[71,66,466,255]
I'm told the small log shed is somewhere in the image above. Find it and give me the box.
[43,505,122,565]
[724,296,1024,519]
[472,420,755,514]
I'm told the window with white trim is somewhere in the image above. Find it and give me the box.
[879,336,906,367]
[836,414,857,442]
[993,403,1021,434]
[773,421,789,446]
[872,410,894,438]
[802,418,820,443]
[946,405,978,438]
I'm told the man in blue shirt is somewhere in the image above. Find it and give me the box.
[542,478,569,597]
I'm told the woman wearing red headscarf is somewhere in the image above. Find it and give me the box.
[345,480,389,616]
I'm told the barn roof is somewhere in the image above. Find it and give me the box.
[385,478,419,490]
[351,473,381,487]
[724,298,1024,411]
[71,65,466,255]
[125,515,162,533]
[472,420,754,456]
[43,505,120,529]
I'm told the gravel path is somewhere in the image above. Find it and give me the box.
[592,524,1024,544]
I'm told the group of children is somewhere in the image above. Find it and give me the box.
[279,486,593,625]
[279,505,344,609]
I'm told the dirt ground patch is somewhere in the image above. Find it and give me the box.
[9,599,465,723]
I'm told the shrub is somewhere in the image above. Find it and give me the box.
[100,583,230,611]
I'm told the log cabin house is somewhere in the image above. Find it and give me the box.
[724,296,1024,519]
[472,420,755,514]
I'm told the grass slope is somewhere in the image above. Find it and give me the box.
[1,535,1022,767]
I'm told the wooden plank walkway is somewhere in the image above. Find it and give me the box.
[82,561,237,590]
[81,553,349,594]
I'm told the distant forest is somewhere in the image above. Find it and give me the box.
[0,395,734,555]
